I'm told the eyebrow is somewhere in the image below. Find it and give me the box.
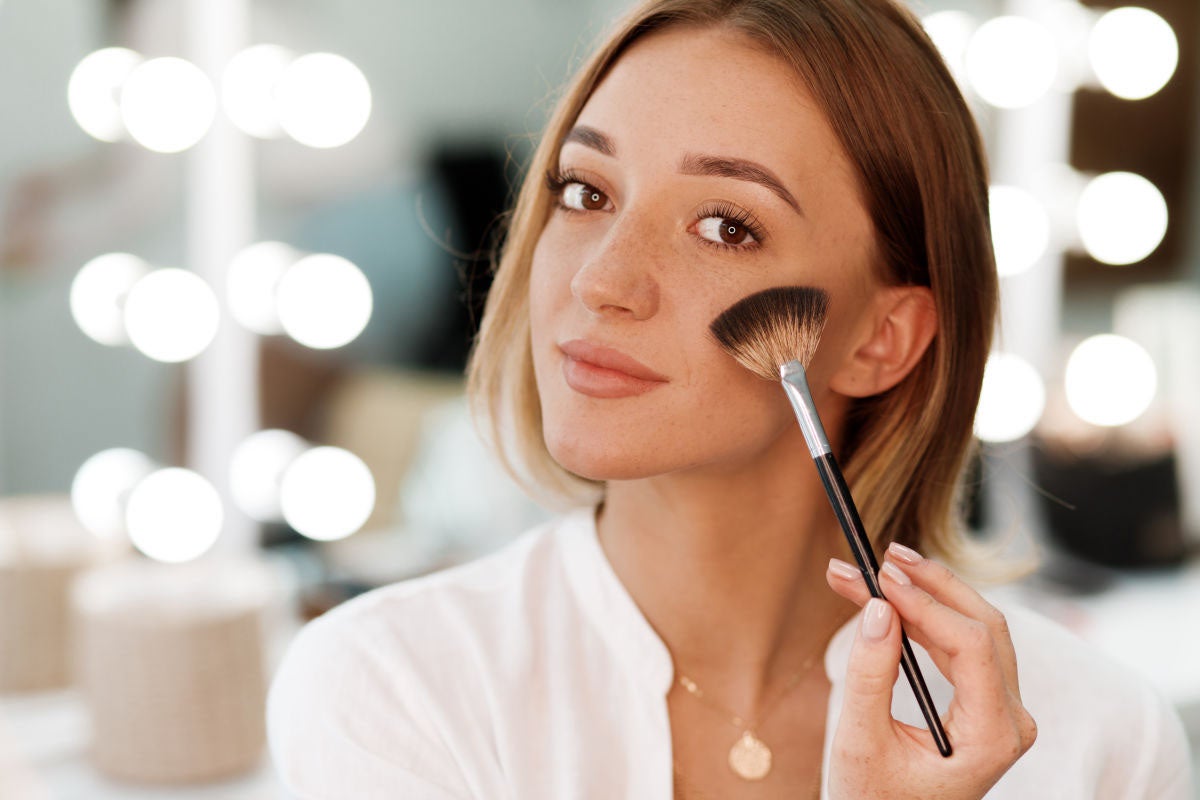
[561,124,804,217]
[678,153,803,217]
[563,125,616,156]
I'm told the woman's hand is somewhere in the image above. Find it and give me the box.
[823,543,1038,800]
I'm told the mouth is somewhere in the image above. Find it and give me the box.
[558,339,669,398]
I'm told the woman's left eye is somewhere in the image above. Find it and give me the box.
[694,204,765,250]
[697,216,755,246]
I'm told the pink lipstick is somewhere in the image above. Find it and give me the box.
[559,339,668,398]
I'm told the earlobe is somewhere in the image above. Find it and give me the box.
[829,286,937,398]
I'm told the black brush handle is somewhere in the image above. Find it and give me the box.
[814,452,953,758]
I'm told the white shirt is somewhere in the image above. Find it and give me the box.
[267,508,1195,799]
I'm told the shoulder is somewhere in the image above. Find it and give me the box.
[989,600,1194,798]
[266,514,575,798]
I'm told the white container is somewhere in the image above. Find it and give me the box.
[71,556,273,784]
[0,494,124,693]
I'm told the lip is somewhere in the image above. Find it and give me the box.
[559,339,669,398]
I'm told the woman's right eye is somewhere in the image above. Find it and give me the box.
[557,181,610,212]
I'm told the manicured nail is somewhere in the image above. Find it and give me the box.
[887,541,923,565]
[862,598,893,641]
[828,558,861,581]
[881,561,912,586]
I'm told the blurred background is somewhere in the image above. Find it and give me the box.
[1,0,1198,796]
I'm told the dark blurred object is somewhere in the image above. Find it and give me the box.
[1032,435,1188,569]
[422,145,514,371]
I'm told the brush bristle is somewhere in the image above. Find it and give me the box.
[709,286,829,380]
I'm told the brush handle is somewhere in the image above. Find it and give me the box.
[780,364,951,757]
[813,452,953,758]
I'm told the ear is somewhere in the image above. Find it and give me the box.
[829,286,937,398]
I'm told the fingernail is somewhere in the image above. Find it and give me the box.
[881,561,912,586]
[887,541,923,565]
[828,558,861,581]
[862,598,893,641]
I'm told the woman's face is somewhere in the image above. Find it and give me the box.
[529,26,882,481]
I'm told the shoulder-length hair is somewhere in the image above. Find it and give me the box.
[468,0,1017,579]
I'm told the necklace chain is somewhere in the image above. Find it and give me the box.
[676,651,818,731]
[676,652,816,734]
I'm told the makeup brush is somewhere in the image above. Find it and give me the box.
[710,285,952,758]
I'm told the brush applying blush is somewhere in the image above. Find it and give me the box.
[709,285,953,759]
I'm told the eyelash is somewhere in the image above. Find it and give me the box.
[544,169,767,253]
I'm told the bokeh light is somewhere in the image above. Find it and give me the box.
[67,47,143,142]
[922,10,977,89]
[1065,334,1157,427]
[229,429,309,522]
[70,252,151,346]
[275,53,371,148]
[975,353,1046,442]
[989,185,1050,277]
[276,253,372,349]
[120,57,217,153]
[123,268,221,363]
[1076,172,1167,266]
[71,448,157,541]
[966,16,1058,109]
[125,468,223,563]
[221,44,293,139]
[279,447,375,542]
[1089,7,1178,100]
[226,241,299,335]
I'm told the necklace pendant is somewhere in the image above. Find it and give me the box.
[728,730,772,780]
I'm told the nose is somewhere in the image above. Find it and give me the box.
[569,213,660,321]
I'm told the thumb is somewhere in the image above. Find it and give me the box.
[839,598,902,745]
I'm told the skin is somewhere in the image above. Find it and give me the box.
[527,24,1035,798]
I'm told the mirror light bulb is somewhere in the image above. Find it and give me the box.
[1065,335,1157,427]
[125,468,223,563]
[229,429,309,522]
[120,57,216,153]
[922,11,977,89]
[975,354,1046,442]
[276,254,372,349]
[227,241,299,334]
[123,268,221,363]
[1076,172,1167,266]
[72,449,158,541]
[280,447,375,542]
[70,253,151,346]
[1089,7,1178,100]
[966,16,1058,109]
[275,53,372,148]
[222,44,294,139]
[68,47,143,142]
[989,185,1050,277]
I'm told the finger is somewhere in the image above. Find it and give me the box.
[876,565,1013,724]
[837,598,905,754]
[884,544,1021,700]
[826,558,873,605]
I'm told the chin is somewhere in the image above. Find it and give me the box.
[543,427,664,482]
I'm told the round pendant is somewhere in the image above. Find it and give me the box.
[728,730,772,780]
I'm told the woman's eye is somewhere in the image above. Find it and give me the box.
[561,182,610,212]
[697,216,756,246]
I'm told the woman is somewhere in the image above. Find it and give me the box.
[267,1,1195,797]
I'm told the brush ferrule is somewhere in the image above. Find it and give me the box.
[780,361,831,458]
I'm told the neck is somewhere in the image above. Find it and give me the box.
[595,425,857,714]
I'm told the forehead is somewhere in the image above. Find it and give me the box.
[572,26,854,185]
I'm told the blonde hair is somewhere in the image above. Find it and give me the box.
[468,0,1026,580]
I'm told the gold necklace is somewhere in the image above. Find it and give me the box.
[673,649,821,781]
